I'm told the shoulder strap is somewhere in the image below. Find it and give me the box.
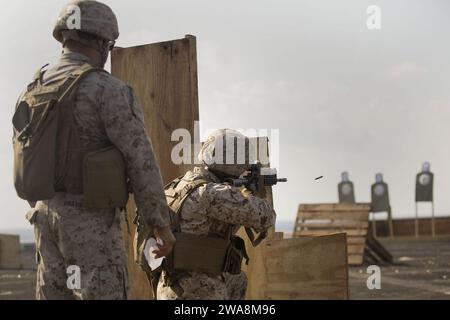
[32,64,50,86]
[166,177,208,215]
[59,66,106,103]
[29,66,105,138]
[165,177,208,233]
[244,227,267,247]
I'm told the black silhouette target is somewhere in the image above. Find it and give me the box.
[338,181,355,203]
[371,182,390,212]
[415,172,433,202]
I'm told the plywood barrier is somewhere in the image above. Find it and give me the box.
[294,203,392,265]
[0,234,22,270]
[244,233,349,300]
[111,35,199,299]
[294,203,370,265]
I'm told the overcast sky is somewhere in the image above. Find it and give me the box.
[0,0,449,230]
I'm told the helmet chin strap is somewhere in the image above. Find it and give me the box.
[99,44,110,66]
[62,30,109,67]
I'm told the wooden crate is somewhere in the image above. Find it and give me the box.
[0,234,22,270]
[294,203,371,265]
[243,233,349,300]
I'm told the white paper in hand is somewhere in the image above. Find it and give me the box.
[144,237,164,271]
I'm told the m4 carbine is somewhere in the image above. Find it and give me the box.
[227,162,287,193]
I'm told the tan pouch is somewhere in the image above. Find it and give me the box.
[83,146,128,209]
[13,100,59,201]
[168,232,230,275]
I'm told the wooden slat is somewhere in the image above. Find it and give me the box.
[348,255,364,265]
[295,229,368,237]
[297,220,369,229]
[298,203,371,213]
[346,236,367,245]
[297,210,369,221]
[347,244,365,254]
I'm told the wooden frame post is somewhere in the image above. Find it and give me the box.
[415,202,419,238]
[387,207,394,238]
[371,212,377,238]
[431,201,436,237]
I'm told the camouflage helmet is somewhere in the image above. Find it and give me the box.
[199,129,252,178]
[53,0,119,43]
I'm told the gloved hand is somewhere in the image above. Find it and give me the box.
[240,187,253,198]
[153,226,176,259]
[240,180,267,199]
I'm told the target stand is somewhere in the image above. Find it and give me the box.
[371,181,394,238]
[414,202,436,238]
[415,170,435,238]
[370,207,394,238]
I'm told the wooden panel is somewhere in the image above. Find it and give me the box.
[111,35,199,299]
[294,202,371,265]
[0,234,22,270]
[264,234,349,300]
[112,35,199,182]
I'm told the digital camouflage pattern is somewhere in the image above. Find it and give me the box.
[23,51,169,299]
[224,272,248,300]
[28,194,127,300]
[157,167,276,300]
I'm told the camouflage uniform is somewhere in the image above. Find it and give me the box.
[157,167,276,300]
[25,51,169,300]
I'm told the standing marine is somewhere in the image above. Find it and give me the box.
[12,0,175,300]
[138,129,277,300]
